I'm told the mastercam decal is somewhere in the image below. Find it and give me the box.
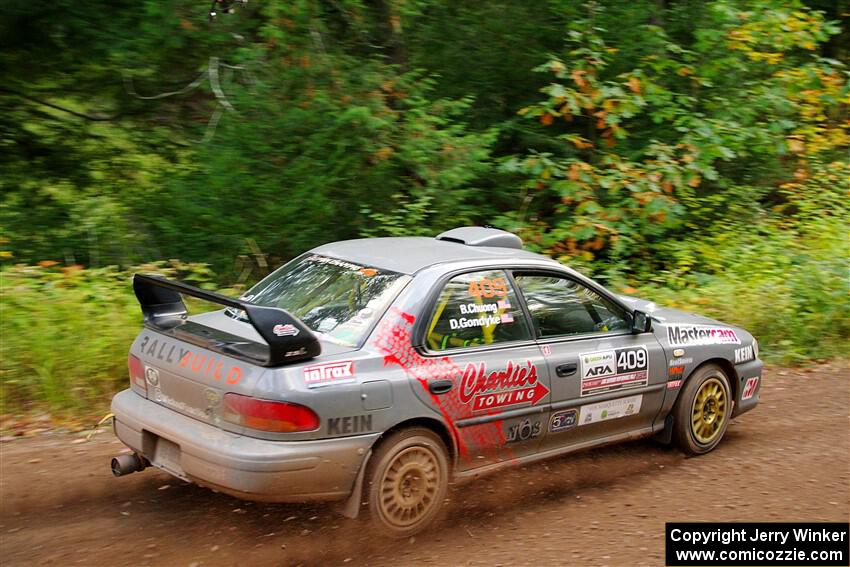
[579,346,649,397]
[579,395,642,425]
[667,325,740,346]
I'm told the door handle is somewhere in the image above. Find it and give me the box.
[428,379,454,395]
[556,362,578,377]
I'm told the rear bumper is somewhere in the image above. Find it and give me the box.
[111,389,378,502]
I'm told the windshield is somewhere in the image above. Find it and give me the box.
[232,254,409,347]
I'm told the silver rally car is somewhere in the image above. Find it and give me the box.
[111,227,763,536]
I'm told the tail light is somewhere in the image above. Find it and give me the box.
[223,393,319,433]
[128,354,146,393]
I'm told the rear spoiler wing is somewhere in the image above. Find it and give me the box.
[133,274,321,367]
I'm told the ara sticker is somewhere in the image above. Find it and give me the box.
[579,395,642,425]
[579,346,649,397]
[667,379,683,389]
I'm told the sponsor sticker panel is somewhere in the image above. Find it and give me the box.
[580,346,649,397]
[579,395,642,425]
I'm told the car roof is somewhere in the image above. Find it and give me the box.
[311,235,558,275]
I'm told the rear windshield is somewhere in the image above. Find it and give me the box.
[232,254,409,347]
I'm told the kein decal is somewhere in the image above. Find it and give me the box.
[327,414,372,435]
[579,346,649,397]
[735,345,755,364]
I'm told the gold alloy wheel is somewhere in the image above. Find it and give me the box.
[691,377,728,445]
[378,445,441,528]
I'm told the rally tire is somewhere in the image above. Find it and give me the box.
[364,427,449,538]
[672,364,732,455]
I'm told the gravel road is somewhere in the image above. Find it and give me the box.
[1,361,848,567]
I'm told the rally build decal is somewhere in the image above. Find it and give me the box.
[303,361,356,388]
[139,336,244,385]
[667,324,740,346]
[579,346,649,397]
[579,395,642,425]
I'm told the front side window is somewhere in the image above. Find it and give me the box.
[233,255,409,347]
[514,274,629,338]
[426,270,531,351]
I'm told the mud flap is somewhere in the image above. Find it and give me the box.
[340,449,372,519]
[654,414,675,445]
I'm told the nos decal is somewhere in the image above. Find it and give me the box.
[579,346,649,397]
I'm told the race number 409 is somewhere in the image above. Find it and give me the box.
[617,348,647,371]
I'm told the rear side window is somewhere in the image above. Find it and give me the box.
[426,270,531,351]
[514,274,629,338]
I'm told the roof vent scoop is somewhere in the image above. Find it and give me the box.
[435,226,523,250]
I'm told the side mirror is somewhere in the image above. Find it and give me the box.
[631,310,652,334]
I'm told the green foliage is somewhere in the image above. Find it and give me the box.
[0,261,227,417]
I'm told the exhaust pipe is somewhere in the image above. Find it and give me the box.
[111,453,149,477]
